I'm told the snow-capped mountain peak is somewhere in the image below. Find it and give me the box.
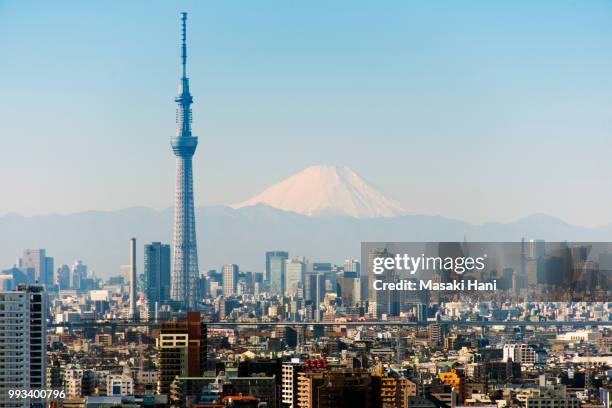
[230,165,406,218]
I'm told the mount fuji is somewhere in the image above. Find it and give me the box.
[231,165,406,218]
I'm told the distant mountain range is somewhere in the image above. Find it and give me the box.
[2,165,611,277]
[2,205,612,278]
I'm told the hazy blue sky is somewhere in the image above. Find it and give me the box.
[1,0,612,226]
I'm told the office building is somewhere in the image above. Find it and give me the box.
[20,249,53,286]
[304,273,325,321]
[364,247,393,312]
[285,258,305,297]
[344,259,361,274]
[337,273,360,306]
[70,260,87,290]
[157,312,207,395]
[266,251,288,294]
[144,242,171,319]
[129,238,138,322]
[57,264,70,289]
[312,262,335,292]
[222,264,239,296]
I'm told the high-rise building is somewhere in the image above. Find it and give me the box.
[20,249,53,286]
[529,239,546,259]
[70,260,87,290]
[222,264,239,296]
[57,264,70,290]
[337,273,360,306]
[266,251,288,294]
[28,286,47,395]
[282,360,306,408]
[45,256,53,287]
[305,273,325,321]
[157,312,207,395]
[312,262,335,292]
[0,285,46,408]
[366,248,400,318]
[362,248,387,306]
[129,238,138,322]
[285,258,305,297]
[144,242,171,319]
[344,259,361,274]
[1,266,27,289]
[170,12,200,311]
[428,323,445,347]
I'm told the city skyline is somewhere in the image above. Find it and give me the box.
[2,1,612,226]
[1,242,608,407]
[0,3,609,408]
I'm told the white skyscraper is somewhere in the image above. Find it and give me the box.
[0,285,46,408]
[222,264,239,296]
[285,258,305,296]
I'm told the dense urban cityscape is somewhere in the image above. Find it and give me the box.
[0,244,610,408]
[0,8,610,408]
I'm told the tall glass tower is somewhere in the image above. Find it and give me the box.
[171,12,199,310]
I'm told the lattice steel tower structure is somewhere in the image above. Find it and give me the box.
[170,12,199,310]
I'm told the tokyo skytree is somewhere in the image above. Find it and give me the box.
[170,12,199,310]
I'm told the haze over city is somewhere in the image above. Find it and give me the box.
[2,1,612,226]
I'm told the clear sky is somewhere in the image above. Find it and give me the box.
[1,0,612,226]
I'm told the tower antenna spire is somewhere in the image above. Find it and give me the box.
[180,12,187,79]
[175,11,193,138]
